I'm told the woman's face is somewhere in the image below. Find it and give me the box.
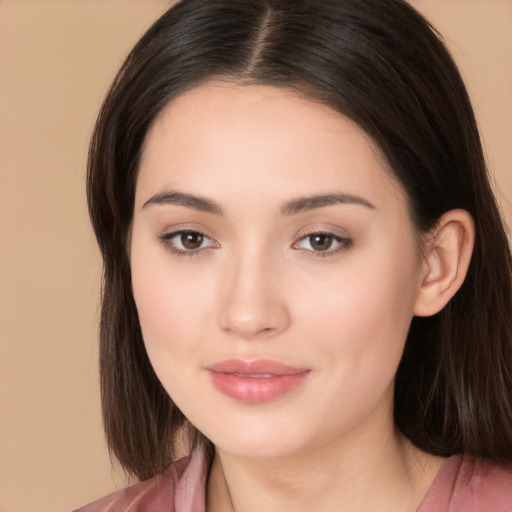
[130,84,426,459]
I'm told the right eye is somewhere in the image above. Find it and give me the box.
[159,230,218,256]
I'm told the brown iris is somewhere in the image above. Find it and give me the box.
[181,231,204,250]
[309,234,334,251]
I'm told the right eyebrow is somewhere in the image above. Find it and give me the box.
[141,190,223,214]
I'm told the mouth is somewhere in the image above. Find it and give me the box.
[205,359,311,403]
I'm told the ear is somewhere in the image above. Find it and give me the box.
[414,209,475,317]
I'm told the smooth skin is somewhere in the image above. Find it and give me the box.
[130,84,475,512]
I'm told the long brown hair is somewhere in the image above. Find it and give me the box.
[87,0,512,480]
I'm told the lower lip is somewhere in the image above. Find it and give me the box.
[207,370,310,403]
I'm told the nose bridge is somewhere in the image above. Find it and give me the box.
[218,240,289,339]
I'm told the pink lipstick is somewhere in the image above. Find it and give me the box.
[205,359,310,403]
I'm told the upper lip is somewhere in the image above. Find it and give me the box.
[205,359,309,376]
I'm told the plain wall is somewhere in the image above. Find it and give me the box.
[0,1,510,511]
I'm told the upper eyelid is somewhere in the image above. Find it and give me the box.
[293,224,351,240]
[161,228,209,239]
[298,229,348,239]
[159,224,217,240]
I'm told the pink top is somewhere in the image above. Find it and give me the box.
[75,450,512,512]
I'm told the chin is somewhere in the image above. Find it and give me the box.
[193,411,323,461]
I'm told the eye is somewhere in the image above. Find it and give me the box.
[159,229,218,255]
[293,232,352,255]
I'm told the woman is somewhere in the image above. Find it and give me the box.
[77,0,512,510]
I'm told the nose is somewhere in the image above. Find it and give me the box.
[217,250,290,340]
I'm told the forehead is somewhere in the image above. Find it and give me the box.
[142,82,382,160]
[136,83,405,213]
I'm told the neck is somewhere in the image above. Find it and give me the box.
[206,425,444,512]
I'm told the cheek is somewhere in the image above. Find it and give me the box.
[301,241,421,380]
[130,236,214,372]
[131,262,215,413]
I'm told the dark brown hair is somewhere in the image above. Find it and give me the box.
[87,0,512,480]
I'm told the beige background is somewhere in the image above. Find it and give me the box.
[0,1,510,511]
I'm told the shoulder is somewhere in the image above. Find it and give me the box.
[72,448,207,512]
[419,455,512,512]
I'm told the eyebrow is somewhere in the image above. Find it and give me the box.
[142,190,223,214]
[281,193,376,215]
[142,190,375,215]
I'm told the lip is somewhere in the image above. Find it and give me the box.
[205,359,310,403]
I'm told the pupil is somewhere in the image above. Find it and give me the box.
[311,234,332,251]
[181,232,203,250]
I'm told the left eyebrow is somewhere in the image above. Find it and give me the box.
[281,193,376,215]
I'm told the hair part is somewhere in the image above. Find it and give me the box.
[87,0,512,480]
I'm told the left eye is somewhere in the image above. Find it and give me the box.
[160,230,216,253]
[294,232,351,253]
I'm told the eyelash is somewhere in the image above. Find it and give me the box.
[158,230,353,258]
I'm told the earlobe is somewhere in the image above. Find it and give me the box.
[414,209,475,317]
